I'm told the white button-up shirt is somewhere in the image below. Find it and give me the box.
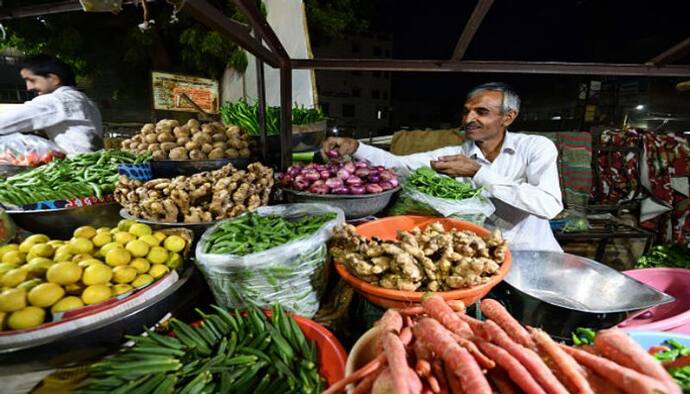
[354,131,564,251]
[0,86,103,155]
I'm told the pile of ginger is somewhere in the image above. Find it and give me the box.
[329,222,507,291]
[115,163,273,223]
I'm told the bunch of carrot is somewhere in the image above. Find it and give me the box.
[325,295,681,394]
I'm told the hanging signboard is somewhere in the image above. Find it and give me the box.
[151,71,219,114]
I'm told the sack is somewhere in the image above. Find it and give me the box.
[0,133,65,166]
[389,182,495,225]
[195,204,345,318]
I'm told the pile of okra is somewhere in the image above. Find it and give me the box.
[78,304,324,394]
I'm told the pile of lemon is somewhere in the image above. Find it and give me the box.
[0,220,187,331]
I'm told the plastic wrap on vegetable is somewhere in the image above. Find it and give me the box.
[195,204,345,318]
[0,133,65,166]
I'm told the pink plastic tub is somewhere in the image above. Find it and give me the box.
[618,268,690,334]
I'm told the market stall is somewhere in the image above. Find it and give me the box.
[0,0,689,393]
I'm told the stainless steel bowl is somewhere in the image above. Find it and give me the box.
[282,186,401,219]
[150,158,253,177]
[491,250,674,340]
[8,203,121,239]
[119,209,216,240]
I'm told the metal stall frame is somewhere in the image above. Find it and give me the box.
[3,0,690,171]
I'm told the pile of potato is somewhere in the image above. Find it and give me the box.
[121,119,252,161]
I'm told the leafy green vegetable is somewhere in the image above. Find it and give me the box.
[636,244,690,269]
[653,339,690,391]
[219,100,325,136]
[571,327,596,346]
[407,166,482,200]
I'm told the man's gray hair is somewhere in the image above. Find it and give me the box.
[466,82,520,115]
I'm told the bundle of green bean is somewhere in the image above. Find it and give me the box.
[204,212,336,255]
[407,166,482,199]
[77,304,324,394]
[0,150,148,206]
[220,100,325,137]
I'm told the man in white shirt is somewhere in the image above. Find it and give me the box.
[0,54,103,154]
[321,82,564,251]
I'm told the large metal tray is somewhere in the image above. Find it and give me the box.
[8,203,121,239]
[491,250,674,340]
[281,186,400,220]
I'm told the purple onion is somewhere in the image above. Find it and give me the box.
[354,167,370,178]
[368,174,381,183]
[376,166,385,172]
[304,170,320,182]
[343,162,356,173]
[354,161,369,168]
[325,178,344,189]
[293,179,309,191]
[280,174,293,187]
[345,176,363,186]
[309,184,329,194]
[380,170,395,181]
[349,185,366,195]
[336,169,351,180]
[366,184,384,194]
[312,179,326,187]
[287,166,302,177]
[379,181,394,190]
[331,186,350,195]
[388,178,400,188]
[320,170,331,180]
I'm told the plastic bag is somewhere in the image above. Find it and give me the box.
[0,133,65,166]
[195,203,345,318]
[389,182,496,225]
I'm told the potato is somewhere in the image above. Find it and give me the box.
[187,119,200,129]
[141,123,155,133]
[169,147,188,160]
[152,150,167,161]
[185,141,199,151]
[173,126,190,139]
[201,143,214,154]
[189,150,207,160]
[225,148,239,158]
[227,125,241,134]
[213,142,228,150]
[132,134,143,142]
[157,132,175,143]
[192,133,211,145]
[137,143,149,151]
[239,148,251,158]
[147,143,160,152]
[190,127,201,134]
[160,142,177,153]
[156,125,172,134]
[145,134,158,144]
[201,124,214,134]
[177,137,190,146]
[208,148,225,160]
[211,133,227,143]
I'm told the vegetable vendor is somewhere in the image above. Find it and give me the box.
[322,82,563,251]
[0,54,103,155]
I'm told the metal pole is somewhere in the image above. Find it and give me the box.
[279,66,292,171]
[254,30,268,162]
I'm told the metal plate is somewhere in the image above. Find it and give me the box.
[149,157,252,177]
[8,203,121,239]
[282,186,401,219]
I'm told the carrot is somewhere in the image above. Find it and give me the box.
[324,353,387,394]
[415,318,492,394]
[663,354,690,368]
[582,365,624,394]
[487,368,521,394]
[400,300,467,316]
[427,375,441,393]
[444,361,465,394]
[530,327,594,394]
[477,340,547,394]
[457,312,485,336]
[422,294,472,336]
[352,366,384,394]
[480,299,533,348]
[649,346,671,356]
[416,359,432,378]
[383,331,412,394]
[594,329,680,394]
[372,366,423,394]
[483,320,568,394]
[449,332,496,369]
[432,359,450,394]
[562,344,670,394]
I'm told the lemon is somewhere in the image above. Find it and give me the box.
[131,274,154,288]
[17,278,43,291]
[51,296,84,314]
[8,306,45,330]
[99,242,121,256]
[69,238,94,254]
[29,243,54,258]
[128,223,152,237]
[64,283,84,295]
[96,227,111,234]
[92,232,112,248]
[0,262,18,274]
[126,240,150,257]
[28,283,65,307]
[47,240,64,247]
[138,234,160,247]
[0,311,5,330]
[2,251,25,265]
[147,247,168,264]
[81,284,111,305]
[53,252,73,262]
[74,226,97,239]
[72,254,94,263]
[78,258,104,268]
[106,248,131,267]
[165,253,183,270]
[1,268,28,287]
[46,261,82,285]
[0,244,19,259]
[118,219,136,232]
[26,234,50,244]
[0,288,26,312]
[112,266,137,284]
[82,263,113,285]
[148,264,170,279]
[26,257,54,273]
[110,228,120,235]
[114,232,136,245]
[112,284,133,296]
[54,244,71,255]
[153,232,167,242]
[163,235,186,253]
[129,258,151,274]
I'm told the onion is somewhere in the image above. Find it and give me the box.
[349,185,366,195]
[315,164,327,171]
[343,162,356,173]
[380,170,395,181]
[325,178,344,189]
[355,161,369,168]
[304,170,320,182]
[293,177,309,191]
[331,186,350,194]
[388,178,400,188]
[336,169,351,180]
[354,167,370,178]
[309,184,329,194]
[366,184,384,194]
[376,166,385,172]
[379,181,394,190]
[367,174,381,183]
[280,174,293,187]
[345,176,363,186]
[320,170,331,180]
[287,166,302,177]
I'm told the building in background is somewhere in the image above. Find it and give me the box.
[312,33,392,138]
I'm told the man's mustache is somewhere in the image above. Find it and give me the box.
[465,122,481,128]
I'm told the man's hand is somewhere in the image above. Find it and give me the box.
[430,154,481,177]
[321,137,359,160]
